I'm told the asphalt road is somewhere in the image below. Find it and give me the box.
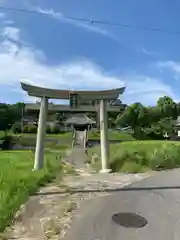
[65,169,180,240]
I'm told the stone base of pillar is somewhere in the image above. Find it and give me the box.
[99,168,112,173]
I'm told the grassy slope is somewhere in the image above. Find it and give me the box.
[0,151,63,232]
[89,140,180,172]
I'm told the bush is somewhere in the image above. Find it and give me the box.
[120,162,148,173]
[0,135,14,150]
[110,150,149,172]
[23,124,37,133]
[28,124,37,133]
[23,125,29,133]
[90,141,180,173]
[149,144,180,170]
[46,125,51,134]
[50,124,60,134]
[11,122,22,134]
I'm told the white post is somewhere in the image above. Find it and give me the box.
[33,97,48,171]
[99,99,111,173]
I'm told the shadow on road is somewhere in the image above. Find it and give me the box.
[35,185,180,196]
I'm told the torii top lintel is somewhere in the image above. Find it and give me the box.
[21,82,125,101]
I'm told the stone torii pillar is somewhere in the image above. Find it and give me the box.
[99,99,111,173]
[33,97,48,171]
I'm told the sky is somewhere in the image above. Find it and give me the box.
[0,0,180,106]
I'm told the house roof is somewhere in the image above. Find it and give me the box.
[65,115,96,125]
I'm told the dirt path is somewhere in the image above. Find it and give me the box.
[3,149,152,239]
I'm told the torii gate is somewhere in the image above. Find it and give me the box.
[21,82,125,173]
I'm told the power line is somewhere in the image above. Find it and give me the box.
[1,5,180,35]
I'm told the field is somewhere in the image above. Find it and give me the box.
[1,130,180,231]
[0,150,63,232]
[0,129,135,140]
[89,140,180,173]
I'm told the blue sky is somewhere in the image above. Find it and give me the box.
[0,0,180,105]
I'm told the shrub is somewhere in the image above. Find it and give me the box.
[51,124,60,134]
[110,150,149,172]
[1,135,14,150]
[11,122,22,134]
[91,141,180,173]
[121,162,148,173]
[23,124,29,133]
[149,144,180,170]
[46,125,51,134]
[28,124,37,133]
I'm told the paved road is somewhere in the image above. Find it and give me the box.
[65,169,180,239]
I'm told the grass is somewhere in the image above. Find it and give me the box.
[89,130,135,141]
[0,150,64,232]
[1,130,135,150]
[1,129,135,141]
[89,140,180,173]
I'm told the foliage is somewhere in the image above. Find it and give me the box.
[89,141,180,173]
[0,102,24,132]
[28,124,37,133]
[46,124,51,134]
[0,135,14,150]
[149,144,180,170]
[22,124,37,133]
[50,124,60,134]
[116,96,180,138]
[22,124,29,133]
[1,95,180,139]
[11,122,22,134]
[116,102,146,131]
[0,151,63,232]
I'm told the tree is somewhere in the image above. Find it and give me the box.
[150,117,175,137]
[0,102,25,132]
[116,103,145,132]
[157,96,178,120]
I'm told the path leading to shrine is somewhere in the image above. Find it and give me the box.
[6,147,180,240]
[5,147,150,239]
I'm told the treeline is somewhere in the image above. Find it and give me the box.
[116,96,180,138]
[0,102,123,132]
[0,102,25,131]
[0,96,179,138]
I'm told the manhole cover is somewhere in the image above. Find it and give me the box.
[112,212,148,228]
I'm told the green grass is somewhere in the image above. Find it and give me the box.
[8,129,135,141]
[7,130,135,149]
[0,150,63,232]
[89,140,180,173]
[89,130,135,141]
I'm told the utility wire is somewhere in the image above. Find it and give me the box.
[1,5,180,35]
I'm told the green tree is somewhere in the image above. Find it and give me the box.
[157,96,177,120]
[116,103,145,132]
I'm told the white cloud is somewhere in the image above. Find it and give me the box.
[0,40,125,90]
[122,75,178,105]
[158,61,180,73]
[36,8,116,39]
[0,24,178,105]
[2,26,20,42]
[142,47,159,57]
